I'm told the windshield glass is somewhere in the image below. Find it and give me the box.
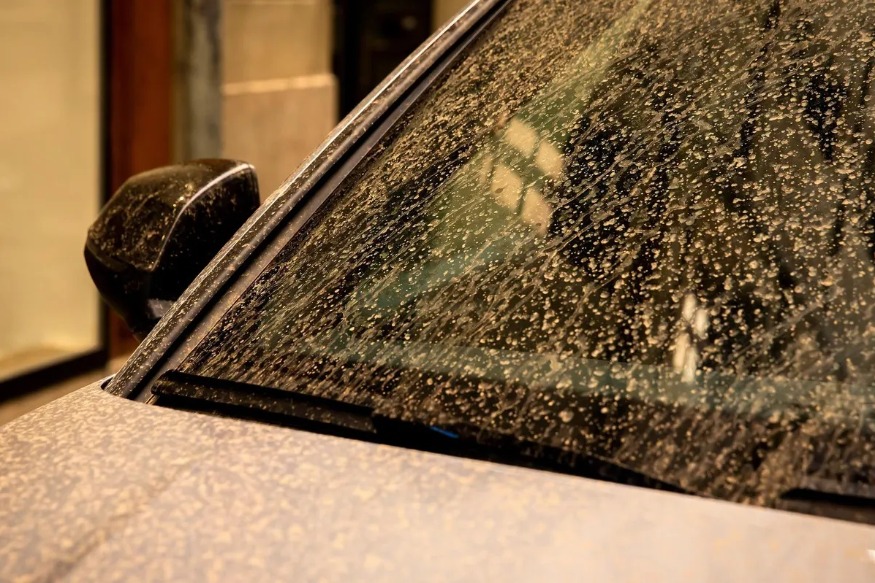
[175,0,875,505]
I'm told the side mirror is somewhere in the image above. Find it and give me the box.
[85,159,260,338]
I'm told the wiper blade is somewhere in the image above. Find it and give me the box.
[371,404,692,495]
[778,478,875,524]
[152,369,691,495]
[151,370,379,437]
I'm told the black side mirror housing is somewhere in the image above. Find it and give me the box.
[85,159,260,338]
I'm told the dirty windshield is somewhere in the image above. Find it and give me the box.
[178,0,875,505]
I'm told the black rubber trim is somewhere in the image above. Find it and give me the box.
[153,369,377,435]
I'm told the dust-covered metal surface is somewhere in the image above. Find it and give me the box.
[165,0,875,515]
[1,384,875,582]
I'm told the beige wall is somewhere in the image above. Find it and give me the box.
[221,0,338,198]
[0,1,101,366]
[434,0,472,28]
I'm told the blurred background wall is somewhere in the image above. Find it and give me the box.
[0,0,472,402]
[435,0,471,25]
[0,0,102,383]
[221,0,337,196]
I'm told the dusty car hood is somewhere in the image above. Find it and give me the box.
[1,382,874,582]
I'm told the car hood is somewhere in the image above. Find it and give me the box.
[1,382,874,582]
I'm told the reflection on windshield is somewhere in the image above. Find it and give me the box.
[179,0,875,507]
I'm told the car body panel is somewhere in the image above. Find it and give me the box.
[1,383,874,582]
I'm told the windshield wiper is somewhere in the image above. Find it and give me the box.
[152,370,380,438]
[371,404,690,494]
[778,478,875,525]
[151,369,690,495]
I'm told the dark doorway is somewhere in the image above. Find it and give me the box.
[333,0,433,117]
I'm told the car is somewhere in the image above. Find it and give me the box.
[4,0,875,579]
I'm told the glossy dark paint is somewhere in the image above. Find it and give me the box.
[85,159,259,338]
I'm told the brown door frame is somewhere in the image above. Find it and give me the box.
[106,0,174,357]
